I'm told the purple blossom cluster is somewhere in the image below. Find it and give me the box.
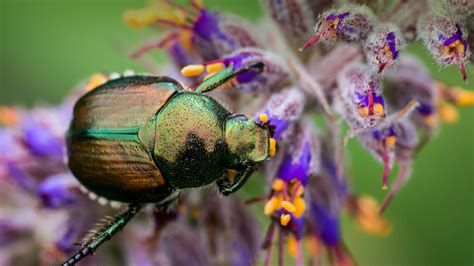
[1,0,473,265]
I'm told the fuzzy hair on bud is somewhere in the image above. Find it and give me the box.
[335,61,384,128]
[385,55,438,131]
[263,0,314,39]
[364,23,406,73]
[417,11,470,80]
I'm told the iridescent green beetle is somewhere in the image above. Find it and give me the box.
[63,62,275,265]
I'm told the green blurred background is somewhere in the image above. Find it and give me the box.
[1,0,473,265]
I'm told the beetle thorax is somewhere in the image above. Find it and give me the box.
[153,92,231,188]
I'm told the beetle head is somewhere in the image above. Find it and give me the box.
[224,114,271,167]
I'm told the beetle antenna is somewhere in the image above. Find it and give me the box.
[62,204,143,266]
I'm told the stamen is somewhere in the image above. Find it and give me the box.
[124,2,191,29]
[453,88,474,106]
[259,113,269,124]
[181,64,205,77]
[0,107,18,126]
[439,102,459,124]
[357,195,391,235]
[374,103,385,117]
[422,115,436,127]
[385,136,396,148]
[264,197,279,215]
[293,197,306,218]
[282,201,296,213]
[272,179,285,191]
[154,18,193,30]
[287,234,298,257]
[206,62,225,74]
[393,99,419,122]
[269,138,277,156]
[292,182,304,198]
[280,213,291,226]
[358,107,369,117]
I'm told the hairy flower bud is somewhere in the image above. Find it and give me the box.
[432,0,474,18]
[387,0,427,41]
[335,62,386,129]
[385,55,438,131]
[299,4,377,51]
[255,87,305,140]
[364,23,406,73]
[359,120,417,191]
[417,11,471,80]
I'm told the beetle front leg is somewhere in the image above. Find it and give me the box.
[193,62,264,93]
[217,166,255,196]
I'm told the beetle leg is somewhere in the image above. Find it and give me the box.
[194,62,264,93]
[155,190,180,212]
[217,165,256,196]
[62,203,143,266]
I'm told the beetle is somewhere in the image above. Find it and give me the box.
[63,62,276,265]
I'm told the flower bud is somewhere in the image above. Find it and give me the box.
[255,87,305,140]
[385,55,438,131]
[335,62,385,128]
[418,11,471,81]
[364,23,406,73]
[300,4,377,51]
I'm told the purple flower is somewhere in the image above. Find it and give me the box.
[37,173,80,209]
[125,0,260,61]
[262,124,319,266]
[22,119,64,158]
